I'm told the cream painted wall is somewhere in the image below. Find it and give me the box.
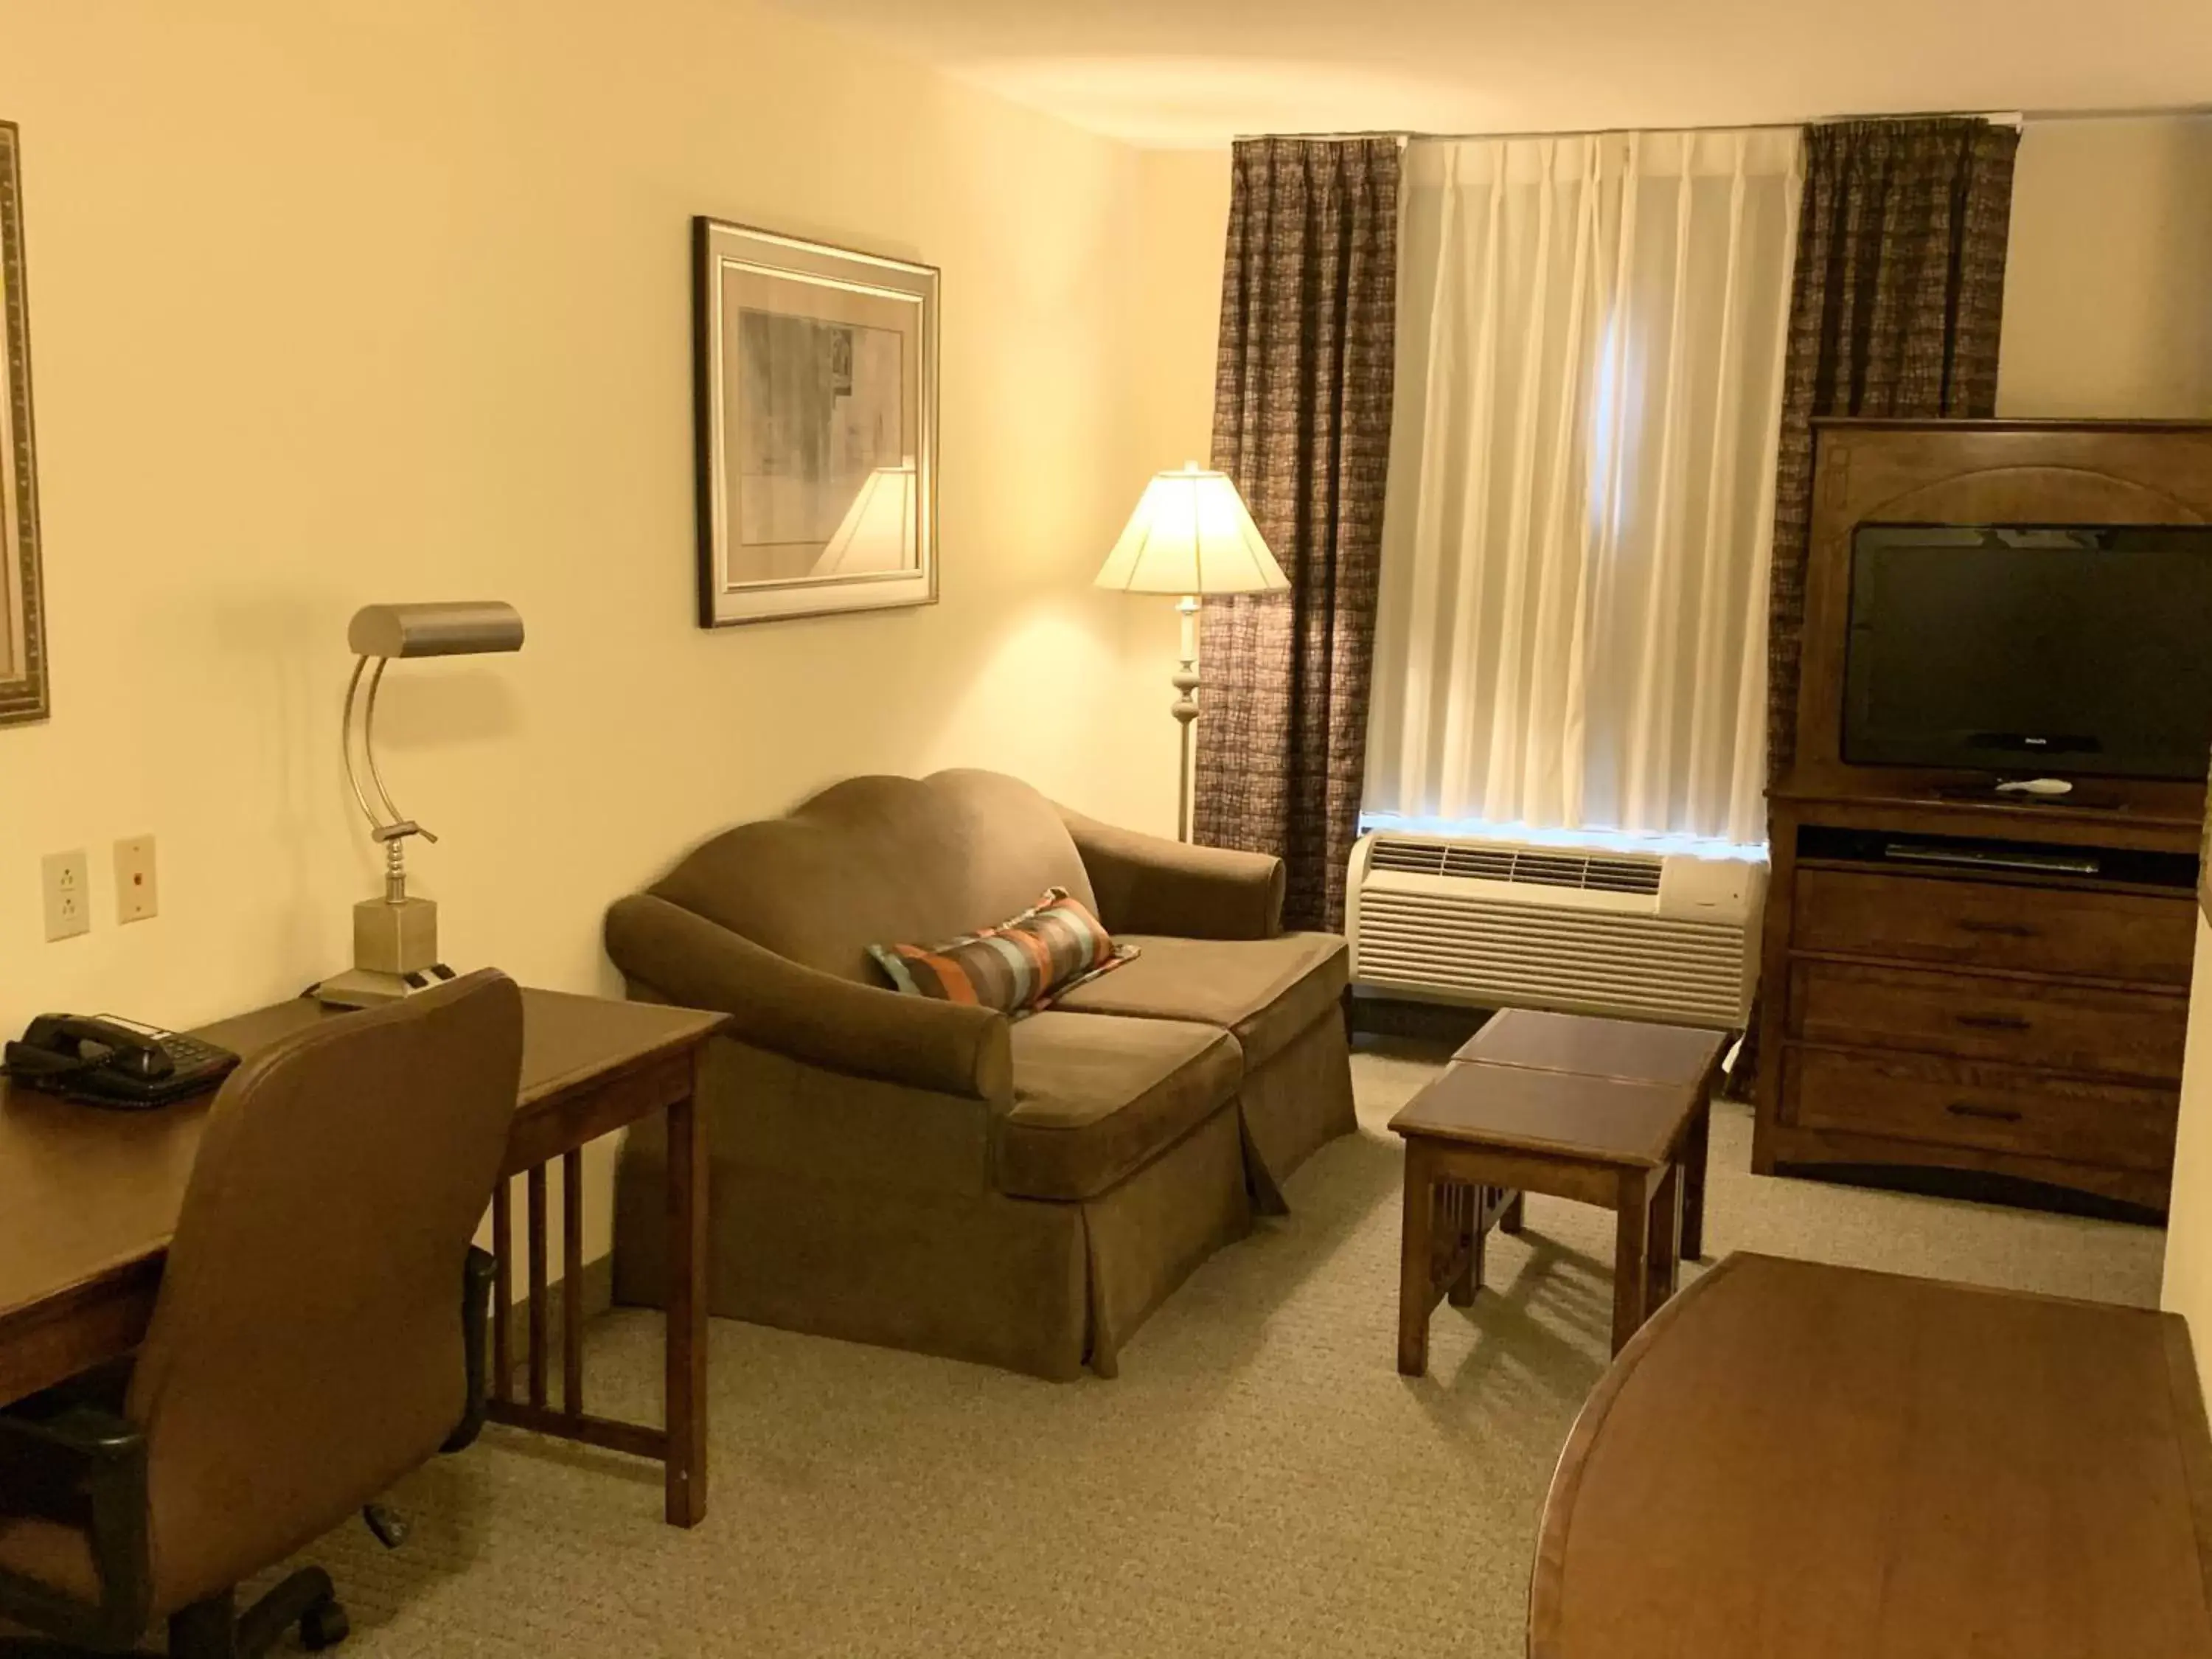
[2165,919,2212,1377]
[1131,151,1229,470]
[1997,115,2212,420]
[1116,149,1234,790]
[0,1,1219,1273]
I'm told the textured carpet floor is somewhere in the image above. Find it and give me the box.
[277,1042,2164,1658]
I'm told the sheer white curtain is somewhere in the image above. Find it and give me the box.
[1366,128,1802,846]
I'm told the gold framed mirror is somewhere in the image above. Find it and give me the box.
[1,119,46,726]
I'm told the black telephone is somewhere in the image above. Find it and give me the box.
[3,1014,239,1108]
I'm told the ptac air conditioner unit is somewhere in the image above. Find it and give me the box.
[1346,832,1766,1029]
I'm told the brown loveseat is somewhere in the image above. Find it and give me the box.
[601,769,1355,1380]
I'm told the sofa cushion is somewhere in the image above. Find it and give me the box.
[993,1012,1241,1202]
[1050,932,1349,1068]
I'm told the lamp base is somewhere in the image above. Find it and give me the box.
[311,893,453,1009]
[311,963,460,1009]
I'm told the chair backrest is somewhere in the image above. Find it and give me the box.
[650,769,1099,982]
[125,970,524,1612]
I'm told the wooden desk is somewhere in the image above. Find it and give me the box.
[1530,1253,2212,1658]
[0,989,727,1528]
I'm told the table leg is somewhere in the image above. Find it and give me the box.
[1500,1190,1526,1236]
[1397,1143,1436,1377]
[526,1166,549,1411]
[1446,1180,1481,1308]
[664,1067,709,1527]
[561,1148,585,1417]
[1612,1169,1650,1357]
[1681,1096,1711,1261]
[490,1180,512,1405]
[1645,1163,1680,1321]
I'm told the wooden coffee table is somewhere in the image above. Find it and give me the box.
[1454,1011,1727,1259]
[1391,1020,1720,1372]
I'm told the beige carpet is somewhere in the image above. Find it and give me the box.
[284,1042,2165,1658]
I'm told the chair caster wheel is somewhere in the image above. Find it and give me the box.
[300,1596,350,1650]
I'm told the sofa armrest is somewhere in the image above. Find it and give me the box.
[1059,808,1285,941]
[604,894,1012,1102]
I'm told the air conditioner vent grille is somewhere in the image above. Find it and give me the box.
[1353,889,1744,1025]
[1366,837,1663,896]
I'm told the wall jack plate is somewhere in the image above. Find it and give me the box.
[115,835,158,924]
[42,849,91,942]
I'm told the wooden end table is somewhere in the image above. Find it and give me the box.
[1453,1010,1727,1259]
[1389,1060,1706,1372]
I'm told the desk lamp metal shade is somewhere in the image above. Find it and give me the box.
[1095,465,1288,841]
[314,602,526,1010]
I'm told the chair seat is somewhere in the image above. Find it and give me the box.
[0,1513,100,1602]
[1051,933,1348,1068]
[993,1012,1241,1202]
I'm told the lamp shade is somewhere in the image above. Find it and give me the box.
[818,462,917,577]
[347,602,524,659]
[1093,465,1289,596]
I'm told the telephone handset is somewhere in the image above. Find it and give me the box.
[3,1014,239,1108]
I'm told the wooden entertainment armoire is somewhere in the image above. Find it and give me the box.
[1754,418,2212,1215]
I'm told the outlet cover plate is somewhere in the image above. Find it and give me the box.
[42,849,91,942]
[115,835,157,924]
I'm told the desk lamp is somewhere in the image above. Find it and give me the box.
[1094,465,1288,841]
[313,602,525,1009]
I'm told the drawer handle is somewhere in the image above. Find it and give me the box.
[1956,919,2039,939]
[1946,1102,2024,1124]
[1954,1013,2032,1033]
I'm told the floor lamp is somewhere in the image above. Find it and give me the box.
[1095,465,1289,842]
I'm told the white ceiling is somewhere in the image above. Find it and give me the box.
[778,0,2212,148]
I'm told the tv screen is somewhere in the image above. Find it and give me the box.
[1842,524,2212,782]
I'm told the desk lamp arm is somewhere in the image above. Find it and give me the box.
[342,654,438,905]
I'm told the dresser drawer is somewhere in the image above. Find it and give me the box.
[1789,960,2188,1082]
[1781,1045,2180,1172]
[1792,869,2195,986]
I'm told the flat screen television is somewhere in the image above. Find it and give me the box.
[1841,524,2212,782]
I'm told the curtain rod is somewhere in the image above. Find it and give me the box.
[1234,104,2212,145]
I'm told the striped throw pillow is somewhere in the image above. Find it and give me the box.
[869,888,1137,1015]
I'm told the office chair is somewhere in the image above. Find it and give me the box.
[0,969,525,1658]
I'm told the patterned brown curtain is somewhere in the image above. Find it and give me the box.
[1764,116,2019,776]
[1734,116,2017,1098]
[1197,136,1400,933]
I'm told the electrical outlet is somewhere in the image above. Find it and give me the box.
[114,835,158,924]
[41,849,91,942]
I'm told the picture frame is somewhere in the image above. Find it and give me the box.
[692,218,939,627]
[0,120,47,725]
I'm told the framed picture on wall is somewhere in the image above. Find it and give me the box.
[692,218,938,627]
[0,120,48,725]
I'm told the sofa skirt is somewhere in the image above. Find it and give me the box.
[612,1048,1254,1381]
[1237,1009,1358,1213]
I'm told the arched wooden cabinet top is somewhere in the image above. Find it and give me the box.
[1786,417,2212,822]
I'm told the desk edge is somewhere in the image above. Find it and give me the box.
[1525,1252,1747,1659]
[2163,1317,2212,1635]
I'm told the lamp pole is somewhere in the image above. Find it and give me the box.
[1172,594,1201,843]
